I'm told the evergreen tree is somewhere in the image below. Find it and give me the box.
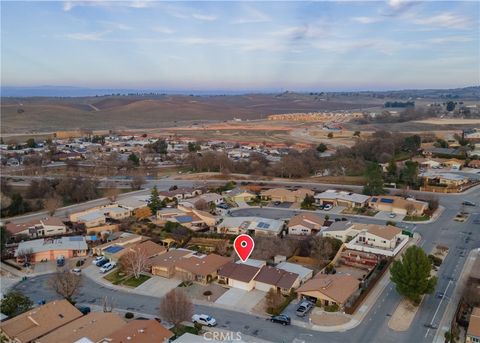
[128,153,140,167]
[386,160,398,183]
[0,291,33,317]
[148,186,162,214]
[316,143,327,153]
[390,246,437,305]
[362,163,385,195]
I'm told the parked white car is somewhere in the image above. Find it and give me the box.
[71,268,82,274]
[323,204,333,211]
[389,213,397,218]
[192,314,217,327]
[92,256,104,265]
[100,262,116,274]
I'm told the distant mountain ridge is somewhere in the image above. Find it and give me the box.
[1,85,478,98]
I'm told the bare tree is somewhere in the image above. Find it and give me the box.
[17,248,34,263]
[265,288,283,312]
[44,196,62,216]
[118,247,150,279]
[310,236,334,266]
[159,289,193,328]
[48,270,82,302]
[105,188,120,203]
[194,199,209,211]
[102,295,115,313]
[131,175,146,190]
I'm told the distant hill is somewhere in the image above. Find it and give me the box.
[1,86,478,133]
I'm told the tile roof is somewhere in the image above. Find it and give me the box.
[102,319,173,343]
[296,274,359,305]
[253,266,299,289]
[218,261,261,283]
[37,312,125,343]
[176,253,231,277]
[149,249,193,269]
[468,307,480,338]
[0,300,83,343]
[288,213,324,229]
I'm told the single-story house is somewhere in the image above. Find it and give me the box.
[296,274,360,309]
[287,213,325,235]
[345,224,409,257]
[226,188,257,203]
[36,312,126,343]
[253,266,300,294]
[442,158,464,170]
[15,236,88,263]
[423,147,464,158]
[159,187,203,201]
[466,307,480,343]
[179,193,224,209]
[69,205,131,228]
[322,221,361,242]
[175,253,232,284]
[420,172,469,187]
[314,190,370,208]
[5,217,67,239]
[276,262,314,284]
[105,239,167,263]
[102,319,173,343]
[150,249,194,278]
[216,217,284,236]
[0,300,83,343]
[217,261,261,291]
[467,160,480,169]
[368,196,428,216]
[261,188,314,203]
[92,233,144,256]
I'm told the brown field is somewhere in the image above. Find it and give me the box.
[414,118,480,125]
[1,94,379,134]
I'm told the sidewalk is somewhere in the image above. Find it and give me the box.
[291,232,421,332]
[433,248,479,343]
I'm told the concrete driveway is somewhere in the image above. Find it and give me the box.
[134,276,180,297]
[215,288,266,312]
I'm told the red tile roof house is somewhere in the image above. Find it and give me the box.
[217,262,261,291]
[253,265,300,294]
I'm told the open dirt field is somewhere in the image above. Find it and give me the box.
[1,94,379,134]
[414,118,480,125]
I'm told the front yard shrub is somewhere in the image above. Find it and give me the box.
[324,303,339,312]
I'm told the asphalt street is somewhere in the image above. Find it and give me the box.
[5,178,480,343]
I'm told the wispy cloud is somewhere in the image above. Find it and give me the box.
[413,12,472,29]
[428,36,474,44]
[62,1,153,12]
[351,16,382,24]
[99,21,132,31]
[192,13,217,21]
[152,26,175,34]
[64,31,110,41]
[232,5,270,24]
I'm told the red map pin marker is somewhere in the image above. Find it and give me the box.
[233,234,254,263]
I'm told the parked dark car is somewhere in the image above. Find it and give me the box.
[462,201,476,206]
[270,315,291,325]
[76,306,91,315]
[96,258,109,267]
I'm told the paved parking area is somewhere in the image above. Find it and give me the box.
[215,288,266,312]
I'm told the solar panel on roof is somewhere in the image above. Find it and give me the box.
[69,237,83,241]
[104,246,124,254]
[380,198,394,204]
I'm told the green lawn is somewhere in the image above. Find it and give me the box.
[122,274,151,287]
[404,214,430,222]
[104,270,127,285]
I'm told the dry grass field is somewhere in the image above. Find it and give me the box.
[1,94,380,134]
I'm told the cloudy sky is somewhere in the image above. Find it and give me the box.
[1,0,479,91]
